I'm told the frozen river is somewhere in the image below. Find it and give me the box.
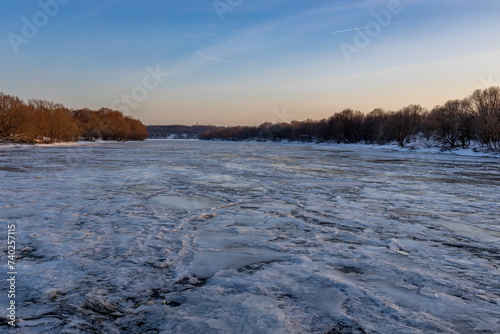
[1,140,499,333]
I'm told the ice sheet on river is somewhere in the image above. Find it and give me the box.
[0,140,499,333]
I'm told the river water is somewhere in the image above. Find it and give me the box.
[1,140,499,333]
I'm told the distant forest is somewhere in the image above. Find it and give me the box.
[0,92,148,143]
[200,87,500,151]
[147,125,221,139]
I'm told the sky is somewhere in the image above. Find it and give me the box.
[1,0,500,126]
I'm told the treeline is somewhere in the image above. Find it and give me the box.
[0,92,148,143]
[147,125,221,139]
[200,87,500,150]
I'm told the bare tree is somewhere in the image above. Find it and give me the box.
[362,108,389,144]
[471,87,500,150]
[0,92,148,143]
[327,109,364,143]
[389,105,426,147]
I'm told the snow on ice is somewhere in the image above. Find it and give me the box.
[0,140,499,333]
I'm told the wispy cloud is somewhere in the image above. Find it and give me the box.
[331,21,414,34]
[331,26,377,35]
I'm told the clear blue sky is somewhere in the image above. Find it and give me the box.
[1,0,500,125]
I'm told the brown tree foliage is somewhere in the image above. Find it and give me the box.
[470,87,500,150]
[0,93,147,143]
[200,87,500,151]
[388,104,427,147]
[427,99,475,148]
